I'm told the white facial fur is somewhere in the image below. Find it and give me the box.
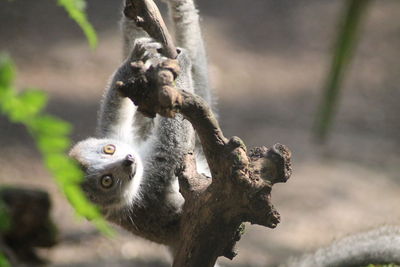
[69,138,144,211]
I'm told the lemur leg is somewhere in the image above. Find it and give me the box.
[96,59,136,143]
[96,13,150,142]
[121,13,158,144]
[140,47,196,196]
[137,46,196,255]
[163,0,213,107]
[96,36,162,144]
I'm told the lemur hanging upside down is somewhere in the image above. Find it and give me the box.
[69,0,211,253]
[69,0,400,266]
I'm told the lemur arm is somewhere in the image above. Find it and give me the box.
[96,12,148,142]
[281,226,400,267]
[96,62,136,143]
[164,0,213,106]
[97,14,152,144]
[122,13,159,143]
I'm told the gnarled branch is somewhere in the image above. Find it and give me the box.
[120,1,292,266]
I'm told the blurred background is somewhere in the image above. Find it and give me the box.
[0,0,399,266]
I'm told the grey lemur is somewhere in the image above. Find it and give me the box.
[69,0,211,253]
[69,0,400,266]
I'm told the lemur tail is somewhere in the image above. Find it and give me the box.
[164,0,215,109]
[281,226,400,267]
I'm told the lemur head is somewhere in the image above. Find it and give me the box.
[69,138,143,211]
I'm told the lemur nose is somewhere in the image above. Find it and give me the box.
[123,154,135,166]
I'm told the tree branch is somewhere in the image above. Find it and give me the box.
[121,1,292,266]
[124,0,178,58]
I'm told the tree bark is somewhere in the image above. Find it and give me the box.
[121,1,292,266]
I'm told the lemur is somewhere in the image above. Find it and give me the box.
[69,0,400,266]
[69,0,211,253]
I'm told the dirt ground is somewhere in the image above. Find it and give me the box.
[0,0,399,266]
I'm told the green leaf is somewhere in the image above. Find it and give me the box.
[44,155,83,183]
[30,115,72,136]
[314,0,371,142]
[0,88,15,114]
[1,89,47,123]
[16,89,48,119]
[57,0,98,49]
[63,184,104,221]
[0,96,21,121]
[36,135,71,153]
[93,218,115,237]
[44,154,72,171]
[0,54,15,89]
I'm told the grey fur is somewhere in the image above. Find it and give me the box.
[281,226,400,267]
[121,15,155,143]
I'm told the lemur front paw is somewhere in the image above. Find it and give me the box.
[125,37,191,85]
[117,38,193,117]
[130,38,163,65]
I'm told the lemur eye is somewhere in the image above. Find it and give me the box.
[100,175,114,188]
[103,144,116,155]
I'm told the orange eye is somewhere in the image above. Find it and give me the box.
[103,144,116,155]
[100,175,113,188]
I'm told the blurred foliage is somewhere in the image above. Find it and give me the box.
[366,264,400,267]
[0,199,10,232]
[0,54,112,235]
[0,196,10,266]
[57,0,97,48]
[314,0,371,142]
[0,253,10,267]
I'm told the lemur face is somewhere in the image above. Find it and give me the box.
[69,138,144,210]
